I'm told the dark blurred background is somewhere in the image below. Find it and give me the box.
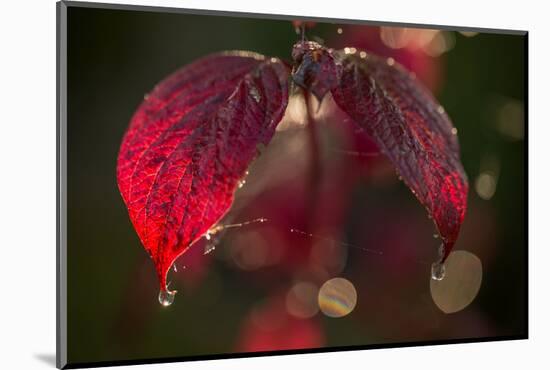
[66,5,526,365]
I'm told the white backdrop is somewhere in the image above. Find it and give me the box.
[0,0,546,369]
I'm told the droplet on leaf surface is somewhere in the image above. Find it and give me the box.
[249,85,261,103]
[430,250,483,313]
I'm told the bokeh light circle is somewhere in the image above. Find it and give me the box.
[430,250,483,314]
[286,281,319,319]
[318,277,357,318]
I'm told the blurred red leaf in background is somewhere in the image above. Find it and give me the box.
[237,293,324,352]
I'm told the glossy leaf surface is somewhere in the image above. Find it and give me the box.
[291,41,468,260]
[117,52,289,292]
[332,49,467,260]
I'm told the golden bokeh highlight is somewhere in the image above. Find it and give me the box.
[318,277,357,318]
[286,281,319,319]
[230,231,273,270]
[430,250,483,314]
[496,99,524,141]
[378,27,455,57]
[459,31,479,37]
[475,171,497,200]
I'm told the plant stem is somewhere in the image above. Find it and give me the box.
[303,90,322,224]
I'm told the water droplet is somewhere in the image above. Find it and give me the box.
[437,105,445,114]
[431,261,446,281]
[386,57,395,66]
[430,250,483,313]
[337,28,343,34]
[318,277,357,318]
[270,57,278,63]
[205,232,211,241]
[249,86,261,103]
[158,289,177,307]
[238,179,246,188]
[433,233,439,239]
[204,243,216,255]
[359,51,367,59]
[451,127,458,135]
[173,264,178,272]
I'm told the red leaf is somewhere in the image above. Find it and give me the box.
[117,52,290,294]
[291,41,468,261]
